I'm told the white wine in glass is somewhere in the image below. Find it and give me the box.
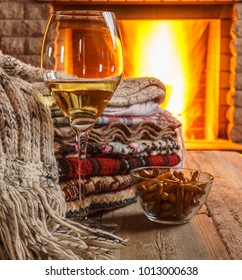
[41,10,123,217]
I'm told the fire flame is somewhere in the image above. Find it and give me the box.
[119,20,220,140]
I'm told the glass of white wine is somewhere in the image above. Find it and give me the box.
[41,10,123,217]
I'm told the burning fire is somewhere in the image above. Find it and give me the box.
[118,20,220,140]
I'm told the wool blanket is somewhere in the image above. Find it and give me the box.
[61,174,133,198]
[52,111,179,126]
[58,153,181,180]
[54,118,180,144]
[103,101,161,116]
[61,173,137,216]
[55,138,180,158]
[107,77,166,107]
[66,187,136,217]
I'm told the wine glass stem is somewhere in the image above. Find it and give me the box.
[76,130,89,214]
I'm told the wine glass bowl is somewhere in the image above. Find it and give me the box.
[41,10,123,132]
[41,10,123,215]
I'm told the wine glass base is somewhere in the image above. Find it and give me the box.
[70,211,120,233]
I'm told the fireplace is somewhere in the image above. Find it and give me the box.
[48,1,242,148]
[5,0,242,149]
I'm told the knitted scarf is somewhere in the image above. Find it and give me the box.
[0,53,124,260]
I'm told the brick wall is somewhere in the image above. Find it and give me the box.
[227,3,242,142]
[0,0,53,66]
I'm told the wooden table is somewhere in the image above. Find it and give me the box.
[102,150,242,260]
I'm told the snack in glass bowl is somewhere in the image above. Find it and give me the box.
[130,166,214,225]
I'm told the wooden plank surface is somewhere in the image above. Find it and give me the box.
[102,151,242,260]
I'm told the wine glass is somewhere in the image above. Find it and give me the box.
[41,10,123,218]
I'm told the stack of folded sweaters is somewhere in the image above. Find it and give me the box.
[43,77,184,216]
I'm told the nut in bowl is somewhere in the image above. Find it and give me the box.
[130,167,214,225]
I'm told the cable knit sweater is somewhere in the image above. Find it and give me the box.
[0,53,125,260]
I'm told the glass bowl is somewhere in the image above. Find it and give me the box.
[130,166,214,225]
